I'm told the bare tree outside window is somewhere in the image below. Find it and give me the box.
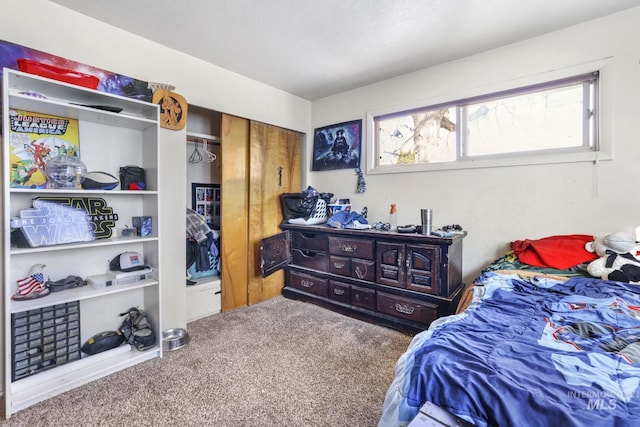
[377,107,456,165]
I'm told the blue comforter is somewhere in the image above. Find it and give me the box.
[379,271,640,427]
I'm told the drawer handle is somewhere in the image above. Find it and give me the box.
[300,280,314,288]
[340,244,357,253]
[333,261,345,269]
[333,288,345,295]
[355,266,366,279]
[395,303,415,315]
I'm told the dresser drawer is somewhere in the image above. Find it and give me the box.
[328,280,351,303]
[352,285,376,310]
[377,292,437,325]
[290,271,328,297]
[328,236,374,260]
[291,231,328,252]
[291,248,328,271]
[352,259,375,281]
[329,255,351,276]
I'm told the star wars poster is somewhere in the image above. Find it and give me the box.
[8,110,80,188]
[312,119,361,171]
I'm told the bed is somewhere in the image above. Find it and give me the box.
[379,242,640,427]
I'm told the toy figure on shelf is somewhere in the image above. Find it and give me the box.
[13,263,50,300]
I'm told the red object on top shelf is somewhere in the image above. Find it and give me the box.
[17,58,100,89]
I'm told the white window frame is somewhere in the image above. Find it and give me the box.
[366,69,610,175]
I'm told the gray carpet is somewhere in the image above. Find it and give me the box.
[1,296,413,426]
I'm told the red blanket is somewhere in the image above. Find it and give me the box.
[510,234,598,270]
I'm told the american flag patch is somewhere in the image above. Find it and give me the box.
[17,272,45,296]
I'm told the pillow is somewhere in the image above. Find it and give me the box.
[509,234,597,269]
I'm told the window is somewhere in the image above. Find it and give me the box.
[371,72,599,171]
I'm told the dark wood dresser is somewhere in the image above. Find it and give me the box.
[261,223,466,334]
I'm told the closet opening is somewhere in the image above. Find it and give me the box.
[185,105,222,322]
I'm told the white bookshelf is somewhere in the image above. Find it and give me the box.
[2,69,162,418]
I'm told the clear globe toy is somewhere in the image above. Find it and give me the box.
[44,154,87,189]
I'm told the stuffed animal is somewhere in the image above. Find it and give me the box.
[586,232,640,283]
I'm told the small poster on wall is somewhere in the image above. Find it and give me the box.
[311,119,362,171]
[192,183,220,228]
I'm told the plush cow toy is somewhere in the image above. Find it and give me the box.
[586,232,640,283]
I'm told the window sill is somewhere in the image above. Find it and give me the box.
[366,150,611,175]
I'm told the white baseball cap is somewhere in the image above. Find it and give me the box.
[109,251,149,272]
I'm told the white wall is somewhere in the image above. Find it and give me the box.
[0,1,312,335]
[309,7,640,284]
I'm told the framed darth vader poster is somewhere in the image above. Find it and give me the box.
[311,119,361,171]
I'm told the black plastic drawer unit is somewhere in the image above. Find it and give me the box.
[11,301,81,381]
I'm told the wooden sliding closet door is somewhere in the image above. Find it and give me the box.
[220,115,302,311]
[248,121,302,305]
[220,114,250,311]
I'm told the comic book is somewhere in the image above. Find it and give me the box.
[7,109,80,188]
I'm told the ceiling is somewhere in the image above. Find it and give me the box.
[51,0,640,101]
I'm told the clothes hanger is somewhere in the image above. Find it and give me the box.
[203,139,217,162]
[189,140,203,163]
